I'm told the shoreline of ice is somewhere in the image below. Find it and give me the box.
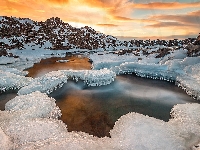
[0,91,200,149]
[18,69,116,95]
[90,52,200,101]
[0,48,200,149]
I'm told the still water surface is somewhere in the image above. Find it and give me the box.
[0,55,197,137]
[50,75,196,137]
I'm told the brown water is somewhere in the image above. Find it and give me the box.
[0,56,197,138]
[26,55,91,78]
[50,74,197,137]
[0,90,18,110]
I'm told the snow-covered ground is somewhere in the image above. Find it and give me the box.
[90,50,200,100]
[0,92,200,149]
[0,46,200,149]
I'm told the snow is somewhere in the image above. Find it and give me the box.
[0,66,28,76]
[5,91,61,119]
[18,69,116,95]
[0,92,200,149]
[0,45,199,149]
[90,53,200,99]
[0,127,13,150]
[110,112,185,150]
[0,16,200,149]
[0,70,32,92]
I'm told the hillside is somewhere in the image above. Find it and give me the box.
[0,16,199,57]
[0,16,125,51]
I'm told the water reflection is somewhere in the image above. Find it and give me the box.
[26,55,91,78]
[0,90,18,110]
[50,74,197,137]
[1,56,197,138]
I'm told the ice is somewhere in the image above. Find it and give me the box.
[176,63,200,100]
[5,91,61,119]
[90,53,200,100]
[0,70,32,92]
[169,104,200,149]
[0,56,19,65]
[19,132,112,150]
[18,71,67,95]
[18,69,116,95]
[62,68,116,86]
[1,90,200,149]
[0,66,28,76]
[2,118,68,147]
[0,126,13,150]
[170,103,200,124]
[110,112,185,150]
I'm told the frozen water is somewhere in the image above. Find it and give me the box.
[0,126,13,150]
[0,56,19,65]
[0,59,199,149]
[18,69,116,95]
[18,71,67,95]
[51,75,196,138]
[5,91,61,119]
[2,118,68,147]
[110,112,185,150]
[176,63,200,100]
[90,53,200,101]
[0,70,32,92]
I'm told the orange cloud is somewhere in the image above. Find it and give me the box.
[97,24,118,27]
[113,15,158,24]
[117,33,198,40]
[113,16,133,21]
[133,2,200,9]
[146,22,194,28]
[0,0,199,39]
[80,0,130,8]
[144,10,199,39]
[47,0,69,4]
[148,10,200,25]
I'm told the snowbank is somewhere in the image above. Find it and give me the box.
[0,92,200,150]
[0,127,13,150]
[5,91,61,119]
[110,112,185,150]
[90,53,200,101]
[18,69,116,95]
[0,56,19,65]
[176,63,200,100]
[0,70,32,92]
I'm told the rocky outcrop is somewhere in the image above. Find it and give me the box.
[0,16,121,50]
[186,34,200,57]
[0,16,200,53]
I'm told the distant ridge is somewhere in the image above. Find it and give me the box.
[0,16,125,50]
[0,16,199,52]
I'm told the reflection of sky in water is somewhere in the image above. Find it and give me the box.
[0,90,17,111]
[26,55,91,78]
[50,74,197,137]
[1,56,198,137]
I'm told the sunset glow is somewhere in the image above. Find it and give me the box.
[1,0,199,40]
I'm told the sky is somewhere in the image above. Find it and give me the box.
[0,0,200,40]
